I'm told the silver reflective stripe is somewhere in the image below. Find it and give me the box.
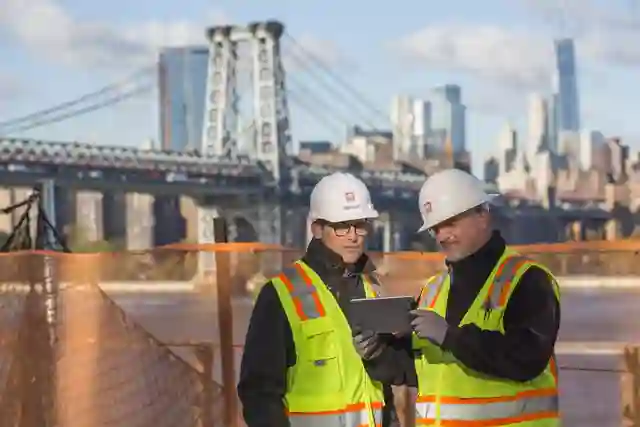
[486,256,530,309]
[282,264,323,319]
[416,394,559,422]
[419,272,447,308]
[289,407,382,427]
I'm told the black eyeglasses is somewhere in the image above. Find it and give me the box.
[327,221,372,237]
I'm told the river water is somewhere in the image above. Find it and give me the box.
[109,288,640,427]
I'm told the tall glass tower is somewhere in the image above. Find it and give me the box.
[427,84,466,153]
[158,47,209,151]
[553,38,580,133]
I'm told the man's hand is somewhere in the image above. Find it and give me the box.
[410,309,449,346]
[352,327,386,360]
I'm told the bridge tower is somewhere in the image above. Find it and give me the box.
[197,21,292,275]
[202,20,292,181]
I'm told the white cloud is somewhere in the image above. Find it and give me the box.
[392,24,553,90]
[0,0,345,73]
[391,0,640,95]
[0,0,212,68]
[519,0,640,66]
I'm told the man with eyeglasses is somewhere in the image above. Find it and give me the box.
[238,172,415,427]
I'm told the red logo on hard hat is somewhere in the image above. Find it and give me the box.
[423,201,432,213]
[345,192,355,202]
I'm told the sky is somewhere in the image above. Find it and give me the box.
[0,0,639,176]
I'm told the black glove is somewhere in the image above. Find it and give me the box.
[410,309,449,346]
[352,326,386,360]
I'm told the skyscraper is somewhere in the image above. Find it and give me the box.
[553,39,580,133]
[526,93,549,164]
[427,84,466,153]
[158,47,209,151]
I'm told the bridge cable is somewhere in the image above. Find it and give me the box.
[282,39,380,131]
[283,33,390,125]
[286,75,359,133]
[1,84,153,135]
[287,88,347,140]
[283,34,414,147]
[0,66,155,131]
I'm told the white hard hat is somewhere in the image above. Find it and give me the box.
[309,172,379,223]
[417,169,494,232]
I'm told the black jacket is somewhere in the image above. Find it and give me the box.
[237,239,415,427]
[438,231,561,382]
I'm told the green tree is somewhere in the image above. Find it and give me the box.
[66,225,120,253]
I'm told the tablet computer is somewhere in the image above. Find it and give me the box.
[349,296,416,335]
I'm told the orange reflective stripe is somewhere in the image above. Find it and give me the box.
[280,263,326,320]
[279,272,308,320]
[293,262,326,318]
[485,255,530,309]
[416,387,557,404]
[416,388,559,426]
[416,411,559,426]
[419,272,447,309]
[549,355,558,385]
[287,401,383,415]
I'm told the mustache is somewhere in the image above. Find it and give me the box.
[438,236,457,245]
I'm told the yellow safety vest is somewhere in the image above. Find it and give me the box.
[271,260,385,427]
[412,248,561,427]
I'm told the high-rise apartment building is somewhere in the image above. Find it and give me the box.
[158,47,209,151]
[526,93,549,164]
[427,84,466,153]
[390,96,430,159]
[497,123,518,176]
[553,39,580,133]
[390,95,414,159]
[579,130,605,171]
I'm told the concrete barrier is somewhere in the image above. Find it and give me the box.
[560,276,640,289]
[555,341,634,356]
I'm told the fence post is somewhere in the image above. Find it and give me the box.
[213,217,239,427]
[196,343,215,427]
[622,346,640,426]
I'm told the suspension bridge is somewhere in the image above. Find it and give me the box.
[0,20,611,256]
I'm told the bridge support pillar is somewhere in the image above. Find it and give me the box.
[197,204,221,280]
[153,195,185,246]
[35,181,74,239]
[377,212,410,253]
[102,190,127,245]
[75,191,104,242]
[125,193,154,250]
[257,201,286,271]
[256,203,284,246]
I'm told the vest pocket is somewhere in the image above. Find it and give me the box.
[294,319,342,394]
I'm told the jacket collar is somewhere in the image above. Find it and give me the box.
[302,238,376,277]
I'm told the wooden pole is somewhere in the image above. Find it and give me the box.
[622,346,640,427]
[213,217,238,427]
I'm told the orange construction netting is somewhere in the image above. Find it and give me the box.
[0,239,638,426]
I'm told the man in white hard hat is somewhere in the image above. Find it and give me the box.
[238,172,415,427]
[407,168,561,426]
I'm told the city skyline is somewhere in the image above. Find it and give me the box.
[0,0,638,176]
